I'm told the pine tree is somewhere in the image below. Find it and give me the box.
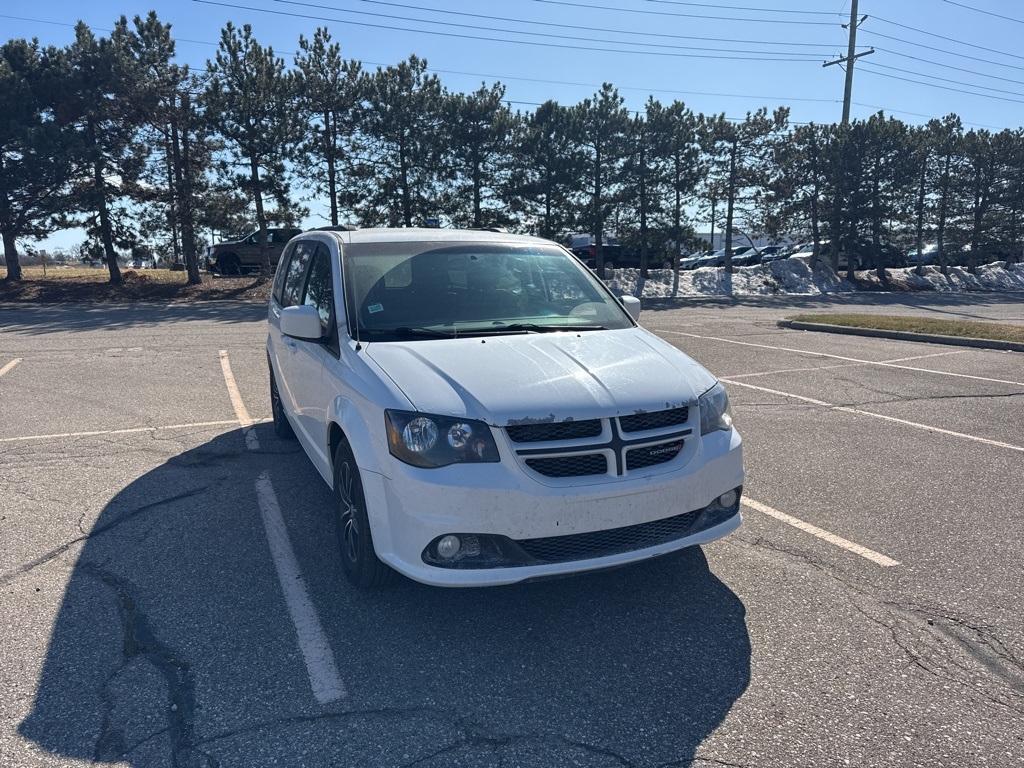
[707,108,788,274]
[510,101,583,239]
[443,83,514,228]
[0,39,77,282]
[571,83,630,278]
[62,18,164,284]
[204,23,302,274]
[352,56,446,226]
[294,27,364,228]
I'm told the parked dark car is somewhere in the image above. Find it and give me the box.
[205,228,302,275]
[571,244,669,270]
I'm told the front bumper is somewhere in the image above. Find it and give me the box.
[360,428,744,587]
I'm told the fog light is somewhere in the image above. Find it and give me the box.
[436,535,461,560]
[718,489,739,509]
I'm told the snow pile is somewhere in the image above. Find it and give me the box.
[859,262,1024,293]
[604,258,856,298]
[604,258,1024,298]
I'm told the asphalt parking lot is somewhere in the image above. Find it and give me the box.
[1,292,1022,767]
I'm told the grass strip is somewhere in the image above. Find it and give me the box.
[789,313,1024,344]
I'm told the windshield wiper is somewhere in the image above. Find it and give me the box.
[383,326,460,339]
[488,323,608,333]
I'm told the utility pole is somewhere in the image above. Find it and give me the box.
[823,0,874,124]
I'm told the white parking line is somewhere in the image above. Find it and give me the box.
[881,350,968,364]
[655,330,1024,387]
[742,496,900,567]
[218,350,259,450]
[725,351,967,381]
[0,358,22,378]
[218,349,347,705]
[255,472,347,704]
[0,419,270,444]
[722,377,1024,454]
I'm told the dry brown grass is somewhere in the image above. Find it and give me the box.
[1,265,272,303]
[789,313,1024,343]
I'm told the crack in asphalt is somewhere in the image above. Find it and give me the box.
[734,534,1024,717]
[82,564,210,768]
[178,706,740,767]
[0,486,210,586]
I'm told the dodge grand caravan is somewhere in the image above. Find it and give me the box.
[267,228,743,587]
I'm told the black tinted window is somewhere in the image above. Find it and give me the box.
[281,241,314,308]
[302,244,334,330]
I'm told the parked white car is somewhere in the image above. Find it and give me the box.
[267,228,743,588]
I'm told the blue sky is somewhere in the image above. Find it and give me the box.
[5,0,1024,249]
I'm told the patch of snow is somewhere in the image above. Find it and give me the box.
[603,259,1024,299]
[604,258,856,298]
[855,262,1024,293]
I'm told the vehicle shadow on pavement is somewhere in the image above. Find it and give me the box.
[18,426,750,767]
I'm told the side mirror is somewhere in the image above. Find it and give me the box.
[620,295,641,322]
[280,305,323,341]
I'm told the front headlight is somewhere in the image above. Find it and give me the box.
[699,382,733,435]
[385,410,500,468]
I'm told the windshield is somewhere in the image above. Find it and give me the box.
[342,241,634,341]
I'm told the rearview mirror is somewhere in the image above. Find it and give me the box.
[620,295,641,322]
[280,305,323,341]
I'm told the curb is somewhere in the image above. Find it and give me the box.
[777,320,1024,353]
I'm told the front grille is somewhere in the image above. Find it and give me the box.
[506,419,603,443]
[525,454,607,478]
[626,440,684,470]
[517,507,705,563]
[619,407,689,433]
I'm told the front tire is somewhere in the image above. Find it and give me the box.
[269,363,295,440]
[333,440,394,588]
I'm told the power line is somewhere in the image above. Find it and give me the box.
[850,100,1003,129]
[872,13,1024,62]
[277,0,857,49]
[192,0,822,61]
[941,0,1024,25]
[873,46,1024,86]
[858,63,1024,105]
[3,11,1016,128]
[529,0,840,26]
[288,0,1024,87]
[269,0,826,57]
[860,28,1024,71]
[642,0,842,15]
[866,62,1024,99]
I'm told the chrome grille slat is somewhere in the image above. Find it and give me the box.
[509,406,693,479]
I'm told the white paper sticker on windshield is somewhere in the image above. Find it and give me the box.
[368,303,384,314]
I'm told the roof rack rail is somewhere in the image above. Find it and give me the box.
[469,226,509,233]
[308,224,359,232]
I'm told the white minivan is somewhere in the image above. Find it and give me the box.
[267,228,743,587]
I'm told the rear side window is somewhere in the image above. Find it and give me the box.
[281,241,314,307]
[302,244,335,330]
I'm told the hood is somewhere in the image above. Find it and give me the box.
[366,328,716,426]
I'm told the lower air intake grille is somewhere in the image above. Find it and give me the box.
[506,420,603,443]
[517,507,704,563]
[525,454,607,478]
[619,407,689,432]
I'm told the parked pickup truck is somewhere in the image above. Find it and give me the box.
[205,228,302,275]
